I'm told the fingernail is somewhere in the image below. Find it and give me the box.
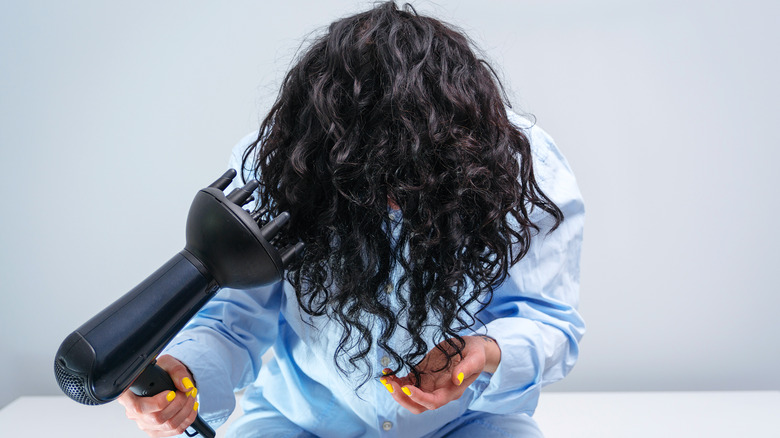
[402,386,411,396]
[382,369,389,375]
[193,401,199,411]
[186,387,198,398]
[182,377,194,390]
[457,372,464,385]
[379,377,387,384]
[385,383,394,394]
[166,391,176,402]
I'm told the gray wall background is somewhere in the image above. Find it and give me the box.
[1,0,778,411]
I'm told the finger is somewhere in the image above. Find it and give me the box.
[157,355,196,394]
[452,351,484,386]
[180,401,200,434]
[410,377,478,412]
[399,383,444,411]
[450,356,482,386]
[382,379,428,414]
[379,374,425,412]
[153,393,198,435]
[137,391,196,437]
[146,390,191,427]
[127,389,179,418]
[378,374,398,395]
[117,389,139,411]
[382,372,415,387]
[118,380,196,438]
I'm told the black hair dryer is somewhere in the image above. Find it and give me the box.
[54,169,303,437]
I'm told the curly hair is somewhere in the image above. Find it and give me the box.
[242,1,563,387]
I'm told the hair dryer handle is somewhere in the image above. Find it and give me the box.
[131,362,215,438]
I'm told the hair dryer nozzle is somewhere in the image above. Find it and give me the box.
[251,207,269,224]
[280,242,306,268]
[208,169,237,190]
[227,180,260,206]
[260,211,290,241]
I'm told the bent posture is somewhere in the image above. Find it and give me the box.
[119,2,585,437]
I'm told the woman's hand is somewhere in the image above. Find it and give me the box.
[117,355,200,437]
[381,336,501,414]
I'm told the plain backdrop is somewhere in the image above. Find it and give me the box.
[1,0,778,412]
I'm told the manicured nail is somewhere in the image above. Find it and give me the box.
[382,369,389,375]
[402,386,411,396]
[385,383,394,394]
[379,377,387,384]
[186,387,198,398]
[182,377,194,390]
[457,372,464,385]
[193,401,199,411]
[166,391,176,402]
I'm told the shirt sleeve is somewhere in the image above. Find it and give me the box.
[160,131,278,428]
[466,118,586,415]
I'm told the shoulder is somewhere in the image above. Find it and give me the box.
[506,109,584,222]
[228,130,261,180]
[506,109,575,183]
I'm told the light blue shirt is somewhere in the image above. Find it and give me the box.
[163,113,585,437]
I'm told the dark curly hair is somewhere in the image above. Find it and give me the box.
[242,1,563,387]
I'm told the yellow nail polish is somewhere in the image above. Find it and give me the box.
[186,387,198,398]
[166,391,176,402]
[382,369,389,375]
[402,387,411,396]
[193,401,199,411]
[385,383,394,394]
[457,372,464,385]
[379,377,387,384]
[182,377,194,390]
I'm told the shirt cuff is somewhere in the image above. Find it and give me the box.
[466,317,547,415]
[162,331,239,429]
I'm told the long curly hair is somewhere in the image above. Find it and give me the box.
[242,1,563,386]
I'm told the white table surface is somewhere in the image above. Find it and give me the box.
[1,391,778,437]
[534,391,780,437]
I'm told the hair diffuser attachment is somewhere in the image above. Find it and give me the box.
[54,170,303,437]
[184,169,303,289]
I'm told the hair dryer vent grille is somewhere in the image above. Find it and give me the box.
[54,360,98,406]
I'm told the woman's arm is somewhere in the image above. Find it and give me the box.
[383,120,585,415]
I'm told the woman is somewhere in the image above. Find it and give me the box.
[119,2,585,437]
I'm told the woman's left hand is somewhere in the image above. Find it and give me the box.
[381,335,501,414]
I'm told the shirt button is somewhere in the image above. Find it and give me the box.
[382,421,393,431]
[384,283,394,294]
[380,356,390,367]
